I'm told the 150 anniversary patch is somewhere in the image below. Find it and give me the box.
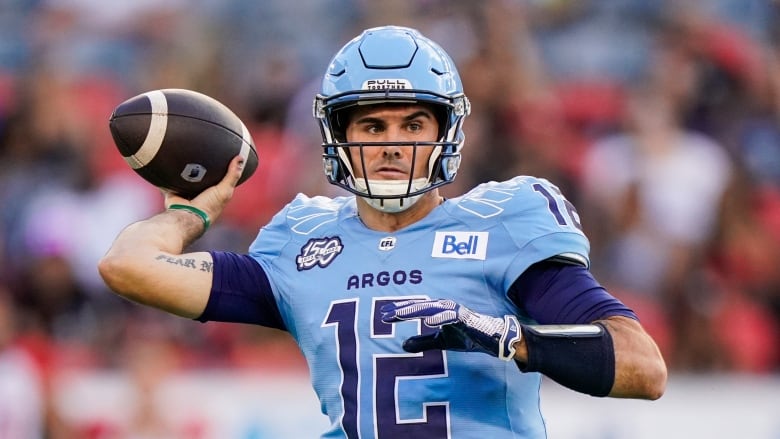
[296,236,344,271]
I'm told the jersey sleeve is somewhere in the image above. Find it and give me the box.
[496,176,591,291]
[196,251,287,331]
[508,260,638,324]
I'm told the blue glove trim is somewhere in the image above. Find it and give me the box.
[498,315,522,360]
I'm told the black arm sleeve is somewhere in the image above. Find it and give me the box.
[196,251,287,331]
[519,323,615,397]
[508,260,637,324]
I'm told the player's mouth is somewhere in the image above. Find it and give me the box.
[372,165,409,179]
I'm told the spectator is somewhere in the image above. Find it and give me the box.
[580,75,734,369]
[0,288,45,439]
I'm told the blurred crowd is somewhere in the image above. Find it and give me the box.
[1,0,780,437]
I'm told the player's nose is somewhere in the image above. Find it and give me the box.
[381,145,403,159]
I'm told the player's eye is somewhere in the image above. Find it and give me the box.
[365,122,384,134]
[406,121,423,132]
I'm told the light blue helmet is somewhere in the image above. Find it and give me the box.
[314,25,471,212]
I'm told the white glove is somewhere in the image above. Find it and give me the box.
[380,299,522,361]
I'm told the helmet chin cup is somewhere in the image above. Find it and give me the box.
[362,195,423,213]
[355,178,429,213]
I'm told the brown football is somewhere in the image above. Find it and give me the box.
[109,88,258,199]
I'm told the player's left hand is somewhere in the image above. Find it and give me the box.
[380,299,522,361]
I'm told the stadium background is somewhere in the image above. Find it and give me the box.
[0,0,779,437]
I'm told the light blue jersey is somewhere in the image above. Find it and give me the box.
[247,176,589,438]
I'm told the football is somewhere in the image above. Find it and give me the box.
[108,88,258,199]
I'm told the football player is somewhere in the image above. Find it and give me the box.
[99,26,666,438]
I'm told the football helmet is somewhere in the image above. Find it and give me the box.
[314,25,471,212]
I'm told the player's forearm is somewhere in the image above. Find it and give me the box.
[512,316,666,400]
[98,210,207,312]
[106,209,205,259]
[599,316,667,399]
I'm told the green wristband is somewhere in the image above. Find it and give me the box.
[168,204,211,231]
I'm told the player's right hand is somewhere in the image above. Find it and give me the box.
[163,155,245,224]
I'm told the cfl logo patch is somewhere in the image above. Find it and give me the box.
[378,237,396,251]
[431,231,489,260]
[296,237,344,271]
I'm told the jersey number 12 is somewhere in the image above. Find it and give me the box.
[323,298,449,438]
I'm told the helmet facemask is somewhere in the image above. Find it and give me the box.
[318,97,467,212]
